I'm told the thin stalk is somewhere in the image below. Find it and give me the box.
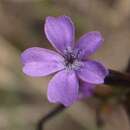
[37,69,130,130]
[37,105,65,130]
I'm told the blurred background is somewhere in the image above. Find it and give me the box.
[0,0,130,130]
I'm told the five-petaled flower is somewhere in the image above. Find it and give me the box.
[21,16,108,107]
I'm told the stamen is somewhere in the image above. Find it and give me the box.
[63,48,82,70]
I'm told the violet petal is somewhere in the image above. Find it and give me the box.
[47,70,79,107]
[79,82,95,99]
[21,47,65,77]
[77,60,108,84]
[75,31,103,58]
[44,16,75,53]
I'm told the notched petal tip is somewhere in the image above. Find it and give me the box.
[47,70,79,107]
[21,47,40,65]
[76,31,104,58]
[91,31,104,45]
[21,47,65,77]
[44,15,75,53]
[45,15,73,23]
[77,60,108,84]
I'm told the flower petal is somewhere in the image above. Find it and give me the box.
[79,82,95,99]
[77,60,108,84]
[47,70,79,107]
[75,31,104,58]
[21,47,65,77]
[44,16,75,53]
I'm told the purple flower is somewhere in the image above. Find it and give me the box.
[21,16,108,107]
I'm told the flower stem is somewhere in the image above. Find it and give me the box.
[37,105,65,130]
[36,69,130,130]
[104,69,130,87]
